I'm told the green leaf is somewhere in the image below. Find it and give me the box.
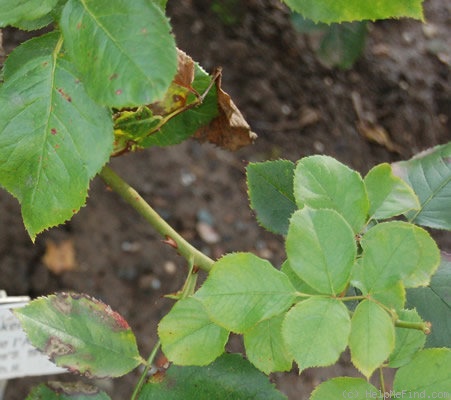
[392,143,451,230]
[244,314,293,374]
[194,253,296,333]
[364,163,420,220]
[158,297,229,366]
[0,0,58,27]
[152,0,167,11]
[280,260,319,295]
[12,0,65,30]
[388,309,426,368]
[406,253,451,347]
[349,299,395,378]
[114,107,162,143]
[26,382,111,400]
[60,0,177,107]
[352,221,440,295]
[367,280,406,311]
[393,348,451,394]
[282,0,423,23]
[352,256,406,309]
[246,160,296,235]
[310,377,379,400]
[317,22,367,70]
[291,13,328,33]
[14,293,142,378]
[293,155,368,232]
[286,208,357,295]
[282,298,350,371]
[14,13,54,31]
[139,353,287,400]
[140,64,218,148]
[0,32,113,240]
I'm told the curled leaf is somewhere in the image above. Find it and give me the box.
[194,68,257,151]
[112,49,205,155]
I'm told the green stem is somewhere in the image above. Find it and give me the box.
[379,367,385,394]
[131,340,161,400]
[395,319,431,333]
[130,258,198,399]
[99,165,214,272]
[338,295,366,302]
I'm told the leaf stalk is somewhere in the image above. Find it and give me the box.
[394,319,431,333]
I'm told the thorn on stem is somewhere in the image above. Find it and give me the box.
[162,235,178,249]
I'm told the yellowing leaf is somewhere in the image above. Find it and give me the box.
[149,49,197,116]
[112,49,204,156]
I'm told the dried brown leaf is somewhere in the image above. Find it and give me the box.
[173,49,195,89]
[352,91,403,155]
[356,120,403,154]
[148,49,197,116]
[194,68,257,151]
[42,239,77,275]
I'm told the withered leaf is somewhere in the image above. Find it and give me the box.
[148,49,197,116]
[194,68,257,151]
[42,239,77,275]
[112,49,198,156]
[173,48,195,89]
[356,120,403,155]
[351,90,403,155]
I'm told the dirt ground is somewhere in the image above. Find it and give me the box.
[1,0,450,398]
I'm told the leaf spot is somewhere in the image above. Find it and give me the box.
[47,381,99,395]
[57,88,72,102]
[45,336,75,361]
[104,305,130,330]
[51,292,72,314]
[109,73,118,81]
[51,128,57,135]
[115,89,123,95]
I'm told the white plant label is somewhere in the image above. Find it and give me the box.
[0,297,66,379]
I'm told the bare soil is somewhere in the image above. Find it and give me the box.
[1,0,450,398]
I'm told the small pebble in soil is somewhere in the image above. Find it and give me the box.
[121,241,141,253]
[281,104,291,115]
[164,261,177,275]
[314,140,325,152]
[197,208,215,225]
[180,169,196,186]
[196,222,221,244]
[139,274,161,290]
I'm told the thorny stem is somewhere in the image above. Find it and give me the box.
[99,166,212,399]
[99,165,214,272]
